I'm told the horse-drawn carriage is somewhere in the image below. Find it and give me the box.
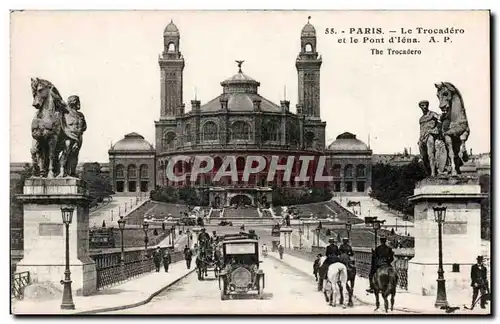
[195,239,220,280]
[218,233,265,300]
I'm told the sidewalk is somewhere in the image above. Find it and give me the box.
[12,260,195,315]
[271,252,490,315]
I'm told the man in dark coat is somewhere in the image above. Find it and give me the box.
[470,255,488,309]
[366,237,394,293]
[278,244,284,259]
[163,249,172,272]
[318,238,340,290]
[313,254,323,281]
[198,228,210,246]
[183,245,193,269]
[153,247,162,272]
[339,238,354,256]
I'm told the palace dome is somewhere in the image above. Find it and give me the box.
[301,22,316,37]
[327,132,370,151]
[164,20,179,36]
[199,67,281,113]
[110,132,154,152]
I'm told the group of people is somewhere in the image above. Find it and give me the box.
[315,236,355,287]
[152,247,172,273]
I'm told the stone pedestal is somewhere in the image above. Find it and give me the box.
[280,227,293,249]
[407,176,486,297]
[16,177,96,296]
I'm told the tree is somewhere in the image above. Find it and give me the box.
[370,158,426,216]
[81,162,114,208]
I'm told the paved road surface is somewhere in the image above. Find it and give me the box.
[105,256,407,315]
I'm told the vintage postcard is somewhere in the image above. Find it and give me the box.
[10,10,491,315]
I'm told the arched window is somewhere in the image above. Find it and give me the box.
[344,164,354,178]
[116,164,125,178]
[162,132,176,150]
[127,165,137,178]
[184,124,192,143]
[140,164,148,178]
[305,131,315,148]
[202,121,218,141]
[167,42,176,52]
[231,121,251,140]
[331,164,341,177]
[305,43,313,52]
[356,165,366,178]
[263,120,280,142]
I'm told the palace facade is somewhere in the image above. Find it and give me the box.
[106,20,373,206]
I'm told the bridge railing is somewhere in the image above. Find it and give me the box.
[284,246,412,290]
[11,271,31,300]
[91,247,184,290]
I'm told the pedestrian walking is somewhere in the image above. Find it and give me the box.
[153,247,162,272]
[163,249,171,273]
[184,245,193,270]
[278,244,284,259]
[470,255,489,309]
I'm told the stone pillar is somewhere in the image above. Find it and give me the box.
[190,226,202,248]
[16,178,96,296]
[407,177,486,297]
[280,227,293,248]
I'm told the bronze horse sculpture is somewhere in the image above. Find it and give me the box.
[434,82,470,176]
[30,78,86,178]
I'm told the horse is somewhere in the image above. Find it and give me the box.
[195,245,209,280]
[30,78,84,178]
[30,78,68,178]
[318,256,349,307]
[435,82,470,176]
[323,260,348,308]
[339,253,356,307]
[371,264,399,312]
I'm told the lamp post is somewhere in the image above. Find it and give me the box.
[345,221,352,242]
[60,207,75,310]
[372,220,381,248]
[171,226,176,246]
[315,227,320,248]
[186,229,191,248]
[306,222,310,240]
[433,205,449,308]
[299,221,303,249]
[143,221,149,253]
[117,216,126,280]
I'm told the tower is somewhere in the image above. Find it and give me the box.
[159,20,185,119]
[296,17,322,119]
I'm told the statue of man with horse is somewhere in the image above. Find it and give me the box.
[30,78,87,178]
[418,82,470,177]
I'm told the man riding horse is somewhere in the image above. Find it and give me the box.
[318,237,341,290]
[366,236,394,293]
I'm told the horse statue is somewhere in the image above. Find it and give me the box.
[30,78,86,178]
[320,256,348,308]
[434,82,470,176]
[370,260,399,312]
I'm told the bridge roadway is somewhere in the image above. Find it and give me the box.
[105,255,406,315]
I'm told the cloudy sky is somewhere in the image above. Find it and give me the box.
[10,10,490,162]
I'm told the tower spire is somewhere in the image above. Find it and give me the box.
[284,86,287,100]
[308,16,311,23]
[195,87,197,101]
[368,134,371,149]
